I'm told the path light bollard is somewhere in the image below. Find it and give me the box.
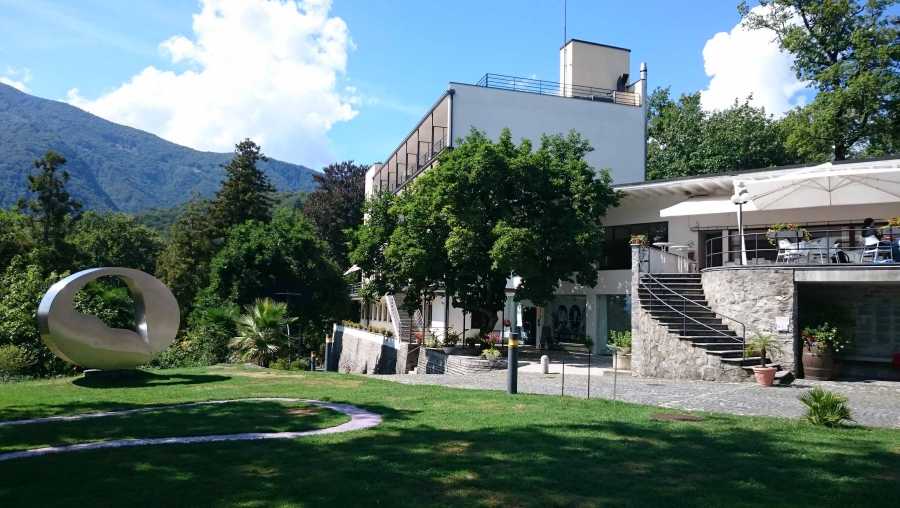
[507,331,519,394]
[324,335,334,372]
[540,355,550,374]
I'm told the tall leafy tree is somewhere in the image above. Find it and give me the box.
[17,151,81,260]
[0,210,31,270]
[302,161,367,268]
[156,199,218,311]
[204,208,349,337]
[210,139,275,232]
[352,129,618,335]
[69,212,163,273]
[646,88,799,180]
[740,0,900,160]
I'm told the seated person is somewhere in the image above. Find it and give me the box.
[862,218,897,261]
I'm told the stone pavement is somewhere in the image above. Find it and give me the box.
[378,360,900,429]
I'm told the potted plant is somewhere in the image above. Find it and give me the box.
[766,223,811,245]
[481,345,502,366]
[441,332,459,355]
[801,323,852,380]
[744,333,781,386]
[608,330,632,370]
[629,234,648,246]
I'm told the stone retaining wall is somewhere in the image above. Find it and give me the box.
[416,348,507,375]
[331,325,409,374]
[701,268,797,372]
[634,305,750,381]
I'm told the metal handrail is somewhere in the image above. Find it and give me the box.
[640,272,746,357]
[703,227,900,268]
[475,73,641,107]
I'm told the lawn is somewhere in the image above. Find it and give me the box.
[0,366,897,507]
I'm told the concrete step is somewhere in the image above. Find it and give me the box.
[641,273,701,279]
[704,349,746,358]
[677,334,742,343]
[721,356,770,366]
[691,342,744,351]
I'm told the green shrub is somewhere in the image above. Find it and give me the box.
[608,330,632,353]
[0,259,73,377]
[270,357,310,371]
[481,347,501,361]
[0,344,36,379]
[799,387,854,427]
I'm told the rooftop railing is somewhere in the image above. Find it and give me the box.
[475,73,641,107]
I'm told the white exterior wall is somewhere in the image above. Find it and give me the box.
[450,83,646,185]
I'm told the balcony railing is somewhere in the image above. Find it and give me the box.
[376,131,448,194]
[704,227,900,268]
[475,73,641,107]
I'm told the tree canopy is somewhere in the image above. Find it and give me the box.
[740,0,899,160]
[210,139,275,232]
[17,151,82,260]
[205,208,349,336]
[646,88,800,180]
[351,129,618,335]
[302,160,367,269]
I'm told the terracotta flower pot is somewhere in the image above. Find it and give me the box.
[753,366,777,386]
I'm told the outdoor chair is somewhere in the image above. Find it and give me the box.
[862,235,893,263]
[775,239,802,264]
[801,237,830,264]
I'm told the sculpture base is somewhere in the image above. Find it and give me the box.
[82,369,142,381]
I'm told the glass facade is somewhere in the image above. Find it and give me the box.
[602,221,668,269]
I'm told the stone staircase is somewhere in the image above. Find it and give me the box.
[638,273,774,371]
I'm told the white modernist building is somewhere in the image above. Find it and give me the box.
[355,39,900,381]
[359,39,648,348]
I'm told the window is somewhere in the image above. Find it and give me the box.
[606,294,631,333]
[601,222,668,269]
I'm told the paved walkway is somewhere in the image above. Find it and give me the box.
[378,362,900,429]
[0,398,382,462]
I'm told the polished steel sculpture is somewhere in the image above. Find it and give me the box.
[38,268,180,370]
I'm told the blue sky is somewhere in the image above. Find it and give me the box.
[0,0,807,169]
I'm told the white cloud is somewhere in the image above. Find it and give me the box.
[67,0,357,167]
[1,67,32,92]
[700,6,809,115]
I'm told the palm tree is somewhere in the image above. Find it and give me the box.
[230,298,296,367]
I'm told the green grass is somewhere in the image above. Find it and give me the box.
[0,398,348,453]
[0,365,898,507]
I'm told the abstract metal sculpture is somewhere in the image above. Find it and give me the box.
[38,268,180,370]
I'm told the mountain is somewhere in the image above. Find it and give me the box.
[0,83,318,212]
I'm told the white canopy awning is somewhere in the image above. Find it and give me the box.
[659,195,757,217]
[343,265,361,276]
[735,159,900,211]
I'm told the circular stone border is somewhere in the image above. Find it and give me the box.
[0,398,381,462]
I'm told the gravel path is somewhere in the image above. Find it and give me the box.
[377,369,900,429]
[0,398,382,462]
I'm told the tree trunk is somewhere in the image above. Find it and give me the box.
[834,142,847,161]
[474,308,499,337]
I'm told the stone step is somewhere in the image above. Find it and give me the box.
[721,356,770,366]
[655,319,724,327]
[639,295,710,304]
[677,333,742,342]
[691,342,744,351]
[641,273,700,279]
[704,349,746,358]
